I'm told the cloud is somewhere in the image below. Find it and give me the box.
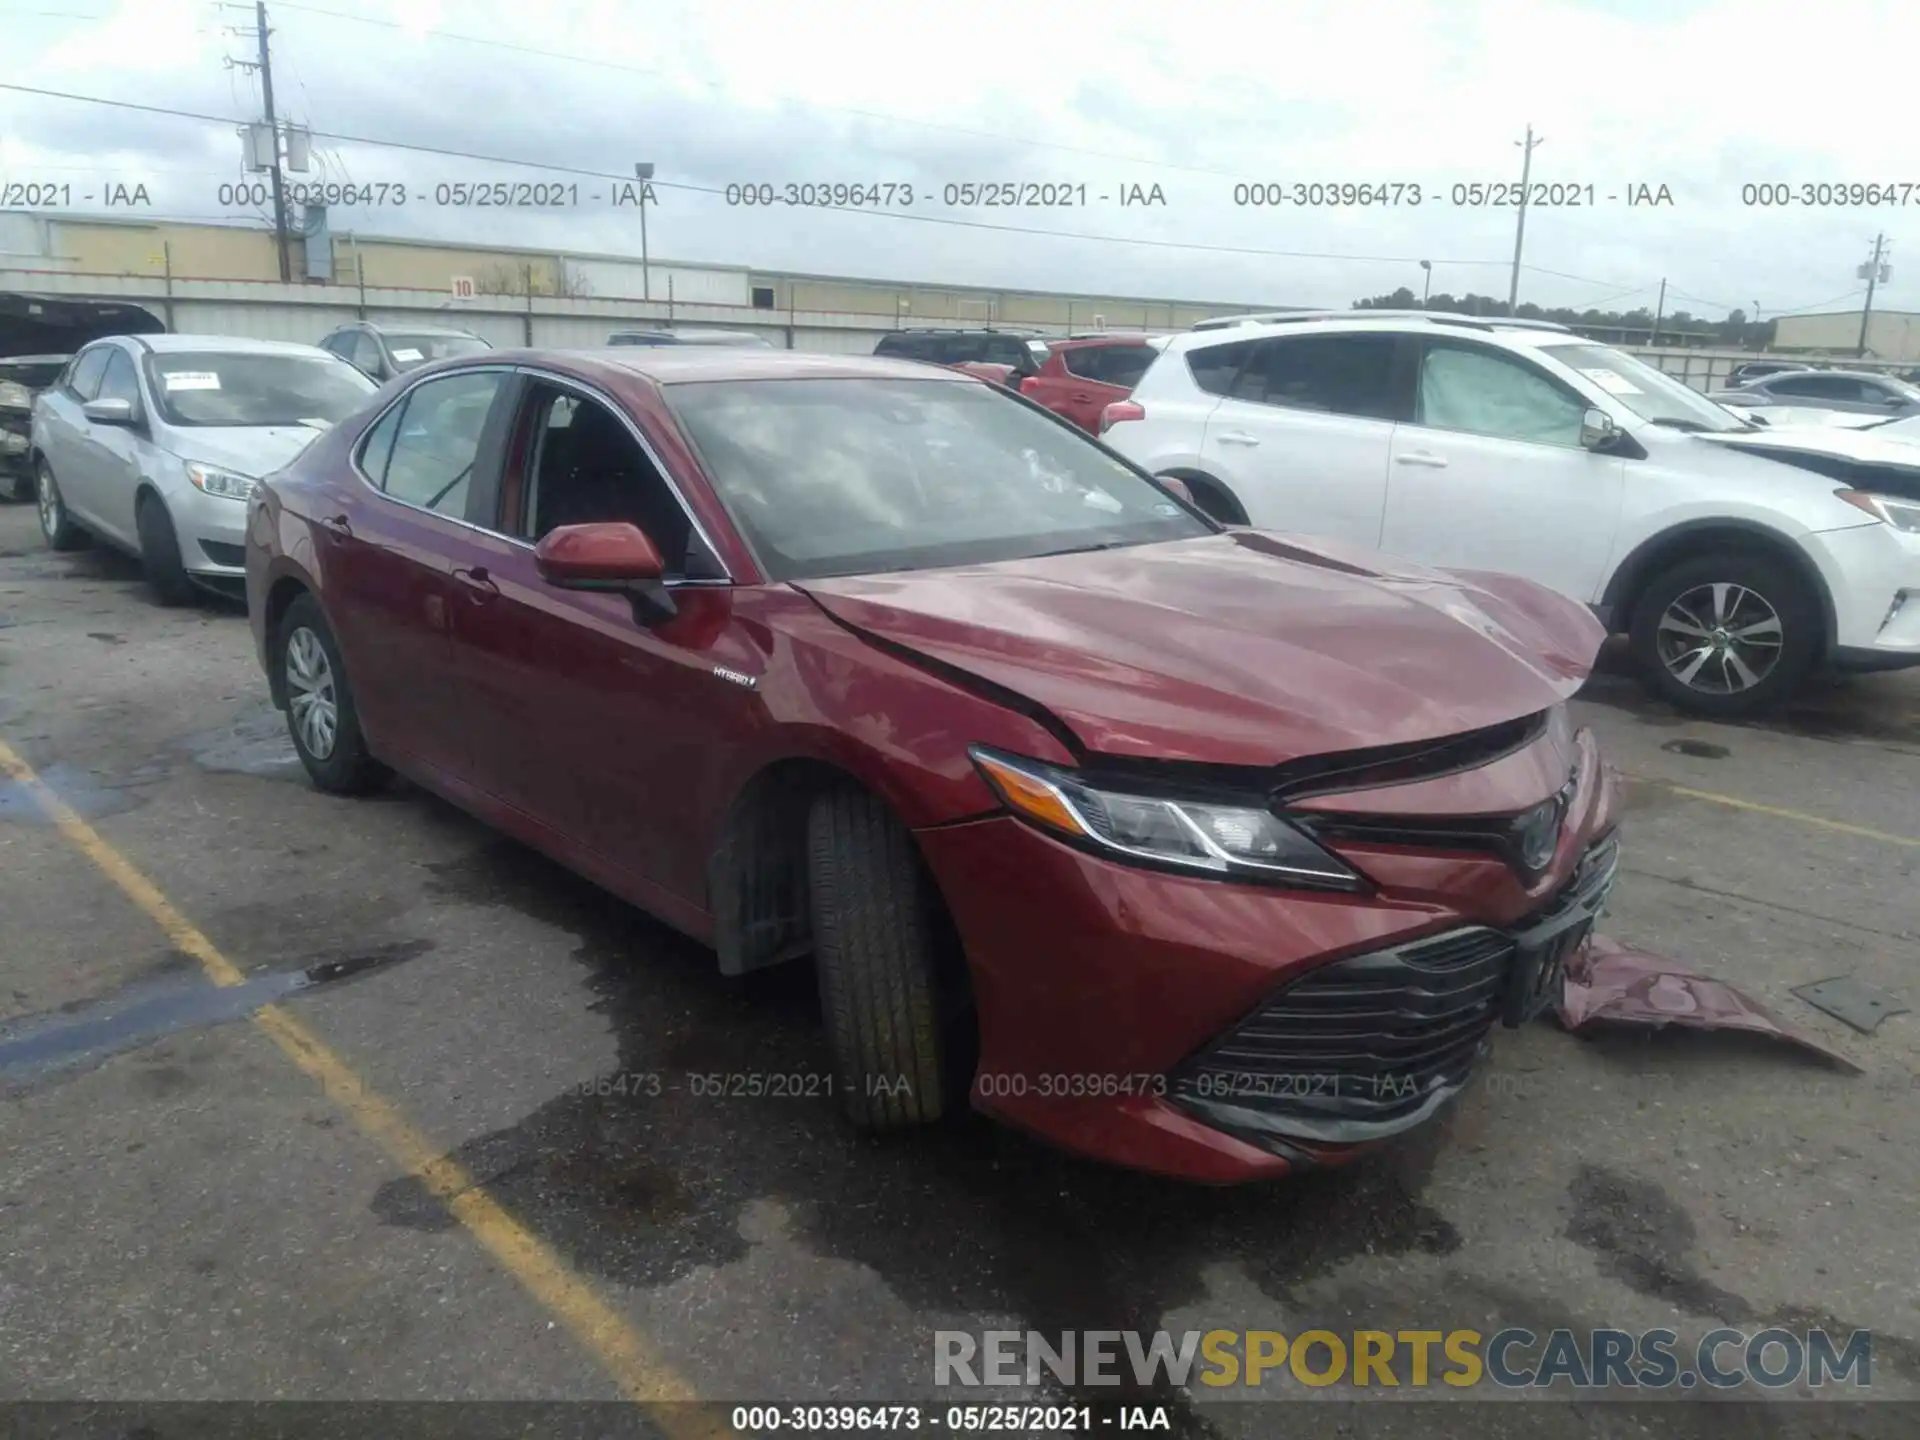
[0,0,1907,315]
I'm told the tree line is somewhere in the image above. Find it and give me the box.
[1352,288,1774,347]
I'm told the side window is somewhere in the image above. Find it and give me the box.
[873,334,920,360]
[357,399,406,486]
[378,371,504,515]
[1061,347,1100,380]
[95,349,142,409]
[934,335,987,365]
[319,333,346,357]
[350,332,385,375]
[514,386,693,573]
[1186,340,1257,397]
[983,336,1030,367]
[1239,335,1399,419]
[1071,345,1158,388]
[67,347,110,401]
[1415,343,1585,447]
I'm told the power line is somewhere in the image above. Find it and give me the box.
[0,81,1556,270]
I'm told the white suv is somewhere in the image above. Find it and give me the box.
[1101,311,1920,716]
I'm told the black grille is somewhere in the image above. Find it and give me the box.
[1170,925,1514,1143]
[1171,830,1623,1149]
[198,539,246,568]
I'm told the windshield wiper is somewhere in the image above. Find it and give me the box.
[1032,540,1136,559]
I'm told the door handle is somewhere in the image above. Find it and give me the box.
[320,513,352,538]
[1215,431,1261,446]
[1395,451,1449,468]
[452,565,499,601]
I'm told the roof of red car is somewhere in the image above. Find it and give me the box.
[482,347,974,386]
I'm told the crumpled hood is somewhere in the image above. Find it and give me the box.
[796,530,1605,767]
[173,423,331,477]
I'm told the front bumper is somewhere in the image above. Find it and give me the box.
[166,481,252,578]
[1809,522,1920,669]
[915,725,1620,1183]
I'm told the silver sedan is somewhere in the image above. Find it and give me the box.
[29,335,375,602]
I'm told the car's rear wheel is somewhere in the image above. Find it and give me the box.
[806,787,952,1131]
[135,492,196,606]
[278,593,388,795]
[1628,551,1820,717]
[35,460,87,551]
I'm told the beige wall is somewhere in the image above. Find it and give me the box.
[329,239,567,295]
[752,272,1262,329]
[51,220,282,280]
[1773,310,1920,360]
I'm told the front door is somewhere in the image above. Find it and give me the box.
[1380,337,1625,604]
[449,380,751,904]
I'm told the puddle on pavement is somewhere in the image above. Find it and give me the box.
[0,939,434,1084]
[181,702,302,781]
[0,760,149,823]
[1661,738,1732,760]
[372,838,1462,1416]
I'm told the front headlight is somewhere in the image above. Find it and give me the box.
[0,380,31,410]
[969,746,1364,889]
[1836,488,1920,533]
[185,462,257,502]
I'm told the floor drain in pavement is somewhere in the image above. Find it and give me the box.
[1661,739,1731,760]
[1792,976,1909,1034]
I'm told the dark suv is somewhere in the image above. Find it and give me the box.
[318,323,492,384]
[872,328,1047,381]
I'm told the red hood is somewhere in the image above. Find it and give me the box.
[795,530,1604,767]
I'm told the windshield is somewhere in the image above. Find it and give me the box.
[1540,342,1750,433]
[384,333,491,370]
[666,377,1211,580]
[145,351,377,428]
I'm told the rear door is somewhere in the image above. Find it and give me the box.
[1195,332,1403,547]
[1380,337,1625,602]
[315,367,514,778]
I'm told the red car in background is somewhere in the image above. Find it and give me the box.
[1019,334,1166,433]
[247,346,1620,1182]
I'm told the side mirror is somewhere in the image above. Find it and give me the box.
[1578,406,1621,452]
[82,397,138,427]
[534,521,674,622]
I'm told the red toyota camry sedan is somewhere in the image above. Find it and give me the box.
[245,347,1621,1183]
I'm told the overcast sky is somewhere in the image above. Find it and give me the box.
[1,0,1912,318]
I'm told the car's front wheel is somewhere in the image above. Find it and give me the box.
[35,460,87,551]
[807,787,955,1131]
[134,492,197,606]
[1628,551,1820,717]
[278,593,389,795]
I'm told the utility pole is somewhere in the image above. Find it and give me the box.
[1857,233,1889,358]
[1419,259,1431,308]
[254,2,290,281]
[634,163,654,301]
[1506,124,1543,316]
[1649,278,1666,346]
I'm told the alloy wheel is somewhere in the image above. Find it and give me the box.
[1654,582,1784,695]
[285,626,339,761]
[36,468,61,540]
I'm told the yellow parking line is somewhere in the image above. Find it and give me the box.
[0,736,728,1437]
[1644,778,1920,848]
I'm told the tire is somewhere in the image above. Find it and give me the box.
[135,492,197,606]
[277,593,389,795]
[1628,551,1820,718]
[807,787,950,1131]
[35,460,88,551]
[1167,471,1248,526]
